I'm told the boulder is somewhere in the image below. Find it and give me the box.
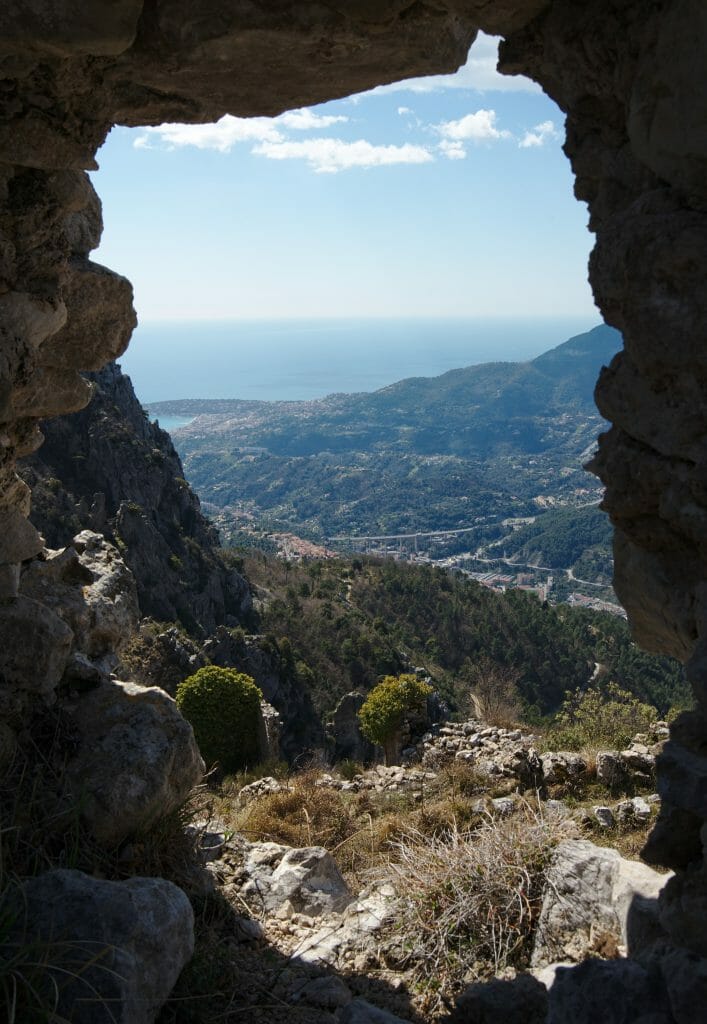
[295,881,396,966]
[596,750,628,789]
[63,678,204,844]
[237,776,284,807]
[241,842,353,918]
[532,839,670,966]
[3,868,194,1024]
[541,751,588,787]
[616,796,652,825]
[491,796,516,817]
[594,805,616,828]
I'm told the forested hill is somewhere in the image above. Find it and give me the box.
[151,324,619,458]
[148,324,621,539]
[241,554,687,721]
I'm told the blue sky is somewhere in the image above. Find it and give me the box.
[92,33,598,323]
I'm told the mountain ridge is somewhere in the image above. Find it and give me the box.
[152,323,621,542]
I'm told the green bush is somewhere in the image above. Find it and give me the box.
[358,674,432,763]
[544,682,658,752]
[176,667,263,774]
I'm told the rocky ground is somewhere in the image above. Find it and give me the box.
[160,713,671,1023]
[0,524,679,1023]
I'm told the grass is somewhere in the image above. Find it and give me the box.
[380,805,575,1016]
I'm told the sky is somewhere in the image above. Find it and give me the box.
[91,33,598,323]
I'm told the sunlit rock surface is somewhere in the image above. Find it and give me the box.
[1,1,707,1020]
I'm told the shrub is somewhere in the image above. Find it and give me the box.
[176,667,263,774]
[384,809,569,1014]
[233,771,357,850]
[358,674,432,764]
[463,655,523,726]
[543,682,658,752]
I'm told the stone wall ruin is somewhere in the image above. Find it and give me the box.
[1,0,707,1019]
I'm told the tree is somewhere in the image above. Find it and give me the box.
[544,682,658,751]
[176,666,263,774]
[358,674,432,765]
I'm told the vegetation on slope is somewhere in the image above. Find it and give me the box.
[491,504,614,582]
[157,325,620,542]
[240,553,688,722]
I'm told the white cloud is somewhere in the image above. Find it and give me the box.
[438,139,466,160]
[133,114,283,152]
[519,120,561,148]
[252,137,433,174]
[436,109,511,143]
[277,108,348,130]
[367,33,540,96]
[132,107,347,152]
[397,106,412,116]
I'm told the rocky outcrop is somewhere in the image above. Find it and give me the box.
[531,839,669,967]
[1,2,707,1021]
[63,678,204,844]
[123,623,324,760]
[20,361,251,635]
[3,868,195,1024]
[240,841,353,918]
[203,626,325,759]
[21,530,139,668]
[327,691,376,765]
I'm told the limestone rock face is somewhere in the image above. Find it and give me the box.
[21,530,139,664]
[21,362,251,636]
[0,594,72,697]
[328,691,376,764]
[63,678,204,844]
[4,868,194,1024]
[241,841,353,918]
[532,839,670,967]
[203,626,325,758]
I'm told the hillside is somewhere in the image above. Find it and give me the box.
[487,504,614,583]
[150,324,620,543]
[241,554,687,722]
[20,363,251,636]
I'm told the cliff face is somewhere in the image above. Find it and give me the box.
[1,2,707,1020]
[20,362,251,636]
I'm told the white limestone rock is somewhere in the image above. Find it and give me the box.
[532,839,670,967]
[63,678,204,843]
[241,841,352,918]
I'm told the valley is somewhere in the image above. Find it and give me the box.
[150,323,621,611]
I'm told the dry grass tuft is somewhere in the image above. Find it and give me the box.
[380,804,573,1015]
[230,772,358,850]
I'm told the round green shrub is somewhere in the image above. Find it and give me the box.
[176,666,263,773]
[358,673,432,762]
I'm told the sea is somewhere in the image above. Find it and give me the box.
[120,316,599,418]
